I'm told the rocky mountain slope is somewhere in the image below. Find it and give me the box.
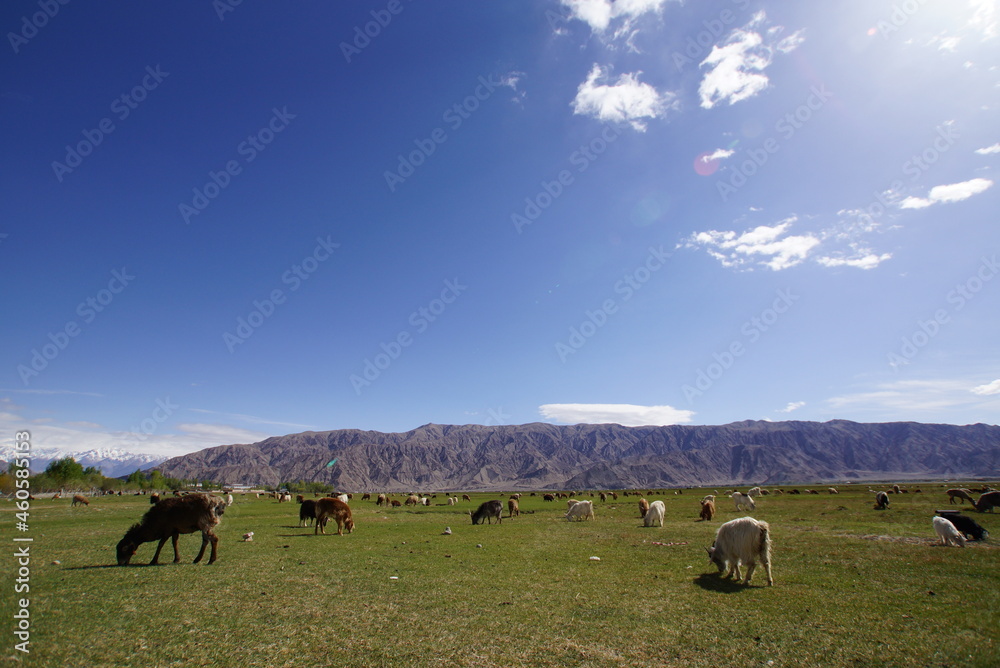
[154,420,1000,490]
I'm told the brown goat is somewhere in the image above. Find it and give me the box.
[638,498,650,518]
[116,493,226,566]
[390,499,401,507]
[976,490,1000,513]
[508,498,520,518]
[947,488,976,505]
[315,498,354,535]
[72,494,89,506]
[700,499,716,521]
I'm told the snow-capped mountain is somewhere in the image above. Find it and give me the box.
[0,446,167,478]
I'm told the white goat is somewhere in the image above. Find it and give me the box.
[731,491,756,511]
[643,500,665,527]
[932,516,966,547]
[707,516,773,586]
[565,500,594,521]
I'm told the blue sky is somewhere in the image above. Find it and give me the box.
[2,0,998,459]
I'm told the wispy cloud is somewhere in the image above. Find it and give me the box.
[188,408,315,431]
[539,403,694,426]
[571,64,676,131]
[975,142,1000,155]
[899,177,994,209]
[699,12,805,109]
[778,401,806,413]
[826,378,1000,417]
[702,148,735,162]
[0,388,104,397]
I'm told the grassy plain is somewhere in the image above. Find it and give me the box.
[2,484,999,667]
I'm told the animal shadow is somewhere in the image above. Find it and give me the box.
[692,573,749,593]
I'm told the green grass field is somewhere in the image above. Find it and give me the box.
[3,484,999,667]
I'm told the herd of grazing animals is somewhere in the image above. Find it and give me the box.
[101,483,995,587]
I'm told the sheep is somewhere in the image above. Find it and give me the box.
[315,498,354,535]
[447,497,456,506]
[610,492,618,500]
[405,495,420,506]
[935,512,989,541]
[643,500,665,527]
[278,493,292,503]
[701,494,716,503]
[390,499,402,507]
[150,493,160,505]
[116,493,226,566]
[638,498,650,519]
[700,499,716,522]
[470,500,503,525]
[747,487,762,498]
[706,516,773,586]
[731,492,756,512]
[336,493,350,504]
[299,499,317,527]
[72,494,89,507]
[828,487,839,494]
[226,493,234,506]
[421,497,430,506]
[976,491,1000,513]
[874,491,890,510]
[932,516,966,547]
[376,493,388,506]
[543,493,555,502]
[892,484,901,494]
[947,488,976,505]
[565,500,595,521]
[361,493,371,501]
[507,498,520,518]
[600,492,607,502]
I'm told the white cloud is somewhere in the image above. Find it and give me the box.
[698,12,804,109]
[815,251,893,270]
[975,142,1000,154]
[702,148,735,162]
[572,64,676,131]
[899,178,994,209]
[561,0,667,36]
[539,403,694,426]
[778,401,806,413]
[971,379,1000,395]
[687,218,821,271]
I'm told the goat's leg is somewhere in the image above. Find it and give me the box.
[150,537,169,565]
[171,533,181,563]
[743,561,756,585]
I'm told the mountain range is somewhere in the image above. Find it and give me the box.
[154,420,1000,491]
[0,446,167,478]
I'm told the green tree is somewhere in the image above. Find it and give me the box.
[45,457,85,487]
